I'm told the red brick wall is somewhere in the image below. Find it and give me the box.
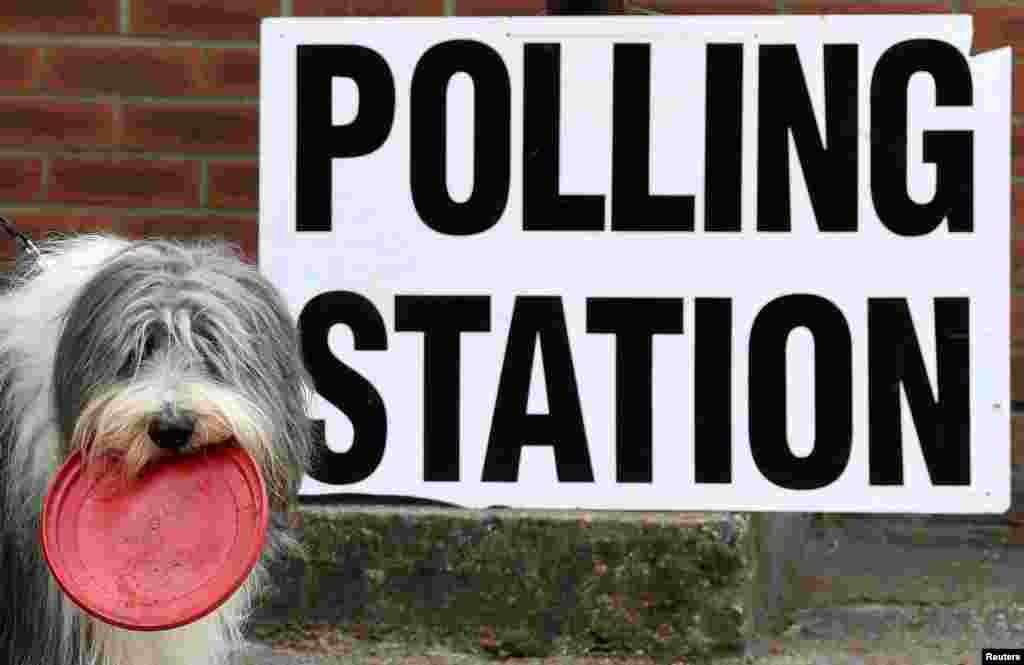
[0,0,1018,464]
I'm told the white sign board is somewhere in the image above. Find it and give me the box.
[260,16,1011,512]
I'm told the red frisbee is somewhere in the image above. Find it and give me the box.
[41,445,268,631]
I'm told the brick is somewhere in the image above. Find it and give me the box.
[1014,295,1024,401]
[785,2,952,13]
[0,46,43,91]
[208,160,258,210]
[1014,415,1024,467]
[203,49,260,98]
[296,0,445,15]
[1017,61,1024,115]
[49,157,201,209]
[1014,228,1024,291]
[42,47,205,98]
[1015,186,1024,290]
[0,158,43,202]
[0,0,119,34]
[118,215,258,262]
[121,103,258,154]
[1017,126,1024,179]
[972,6,1024,55]
[39,47,260,99]
[15,213,118,236]
[128,0,279,40]
[628,0,775,12]
[1016,181,1024,226]
[0,98,116,151]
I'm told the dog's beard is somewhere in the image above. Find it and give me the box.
[72,377,288,499]
[78,585,256,665]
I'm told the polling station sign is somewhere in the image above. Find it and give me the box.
[259,16,1011,512]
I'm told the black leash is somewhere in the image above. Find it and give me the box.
[0,216,40,259]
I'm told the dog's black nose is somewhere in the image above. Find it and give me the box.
[147,413,195,450]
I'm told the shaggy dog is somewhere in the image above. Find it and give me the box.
[0,233,312,665]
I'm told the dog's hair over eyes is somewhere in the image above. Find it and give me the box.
[50,239,311,498]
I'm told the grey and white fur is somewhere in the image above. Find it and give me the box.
[0,234,313,665]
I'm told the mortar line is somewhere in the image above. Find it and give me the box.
[112,98,124,157]
[39,155,51,202]
[0,148,257,162]
[0,33,259,50]
[34,46,49,91]
[0,204,259,217]
[0,92,259,105]
[199,160,210,208]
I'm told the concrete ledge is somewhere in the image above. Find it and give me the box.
[746,512,813,636]
[252,506,810,660]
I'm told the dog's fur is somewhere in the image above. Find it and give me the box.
[0,235,312,665]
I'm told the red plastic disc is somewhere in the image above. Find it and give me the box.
[41,445,268,631]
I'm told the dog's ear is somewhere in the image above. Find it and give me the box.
[227,268,315,505]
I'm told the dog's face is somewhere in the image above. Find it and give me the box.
[50,240,311,506]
